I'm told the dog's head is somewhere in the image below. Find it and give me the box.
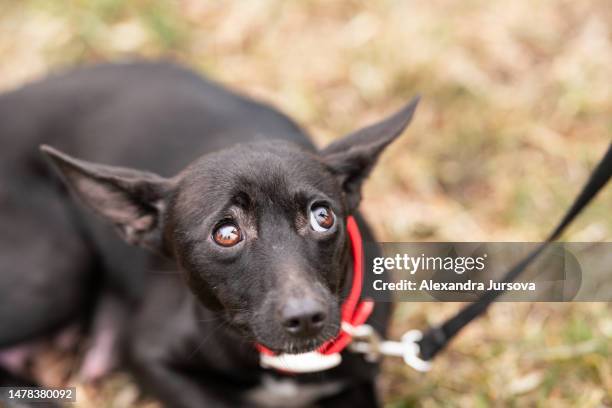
[41,97,419,353]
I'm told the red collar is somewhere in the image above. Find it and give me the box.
[256,216,374,368]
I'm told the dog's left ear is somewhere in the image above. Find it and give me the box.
[321,96,420,212]
[40,145,176,253]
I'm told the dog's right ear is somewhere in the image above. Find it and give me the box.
[40,145,176,253]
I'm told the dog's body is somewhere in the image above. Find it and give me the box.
[0,62,417,407]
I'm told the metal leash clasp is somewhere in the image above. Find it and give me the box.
[398,330,432,372]
[345,323,432,372]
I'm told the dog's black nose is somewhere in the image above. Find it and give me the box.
[281,299,327,338]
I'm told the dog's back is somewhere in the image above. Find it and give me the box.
[1,62,310,172]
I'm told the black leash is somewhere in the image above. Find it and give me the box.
[417,142,612,362]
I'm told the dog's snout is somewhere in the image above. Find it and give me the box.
[280,298,328,338]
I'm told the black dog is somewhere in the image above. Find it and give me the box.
[0,62,418,407]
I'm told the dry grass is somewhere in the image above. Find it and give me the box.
[0,1,610,406]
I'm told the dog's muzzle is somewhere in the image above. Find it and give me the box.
[256,216,374,373]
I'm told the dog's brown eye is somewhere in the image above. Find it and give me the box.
[309,205,335,232]
[213,223,242,247]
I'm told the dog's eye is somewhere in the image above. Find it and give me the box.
[213,223,242,247]
[309,205,335,232]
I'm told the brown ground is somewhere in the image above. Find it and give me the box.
[0,1,610,406]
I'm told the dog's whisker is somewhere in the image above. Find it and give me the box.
[196,316,223,324]
[188,318,231,359]
[148,270,181,275]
